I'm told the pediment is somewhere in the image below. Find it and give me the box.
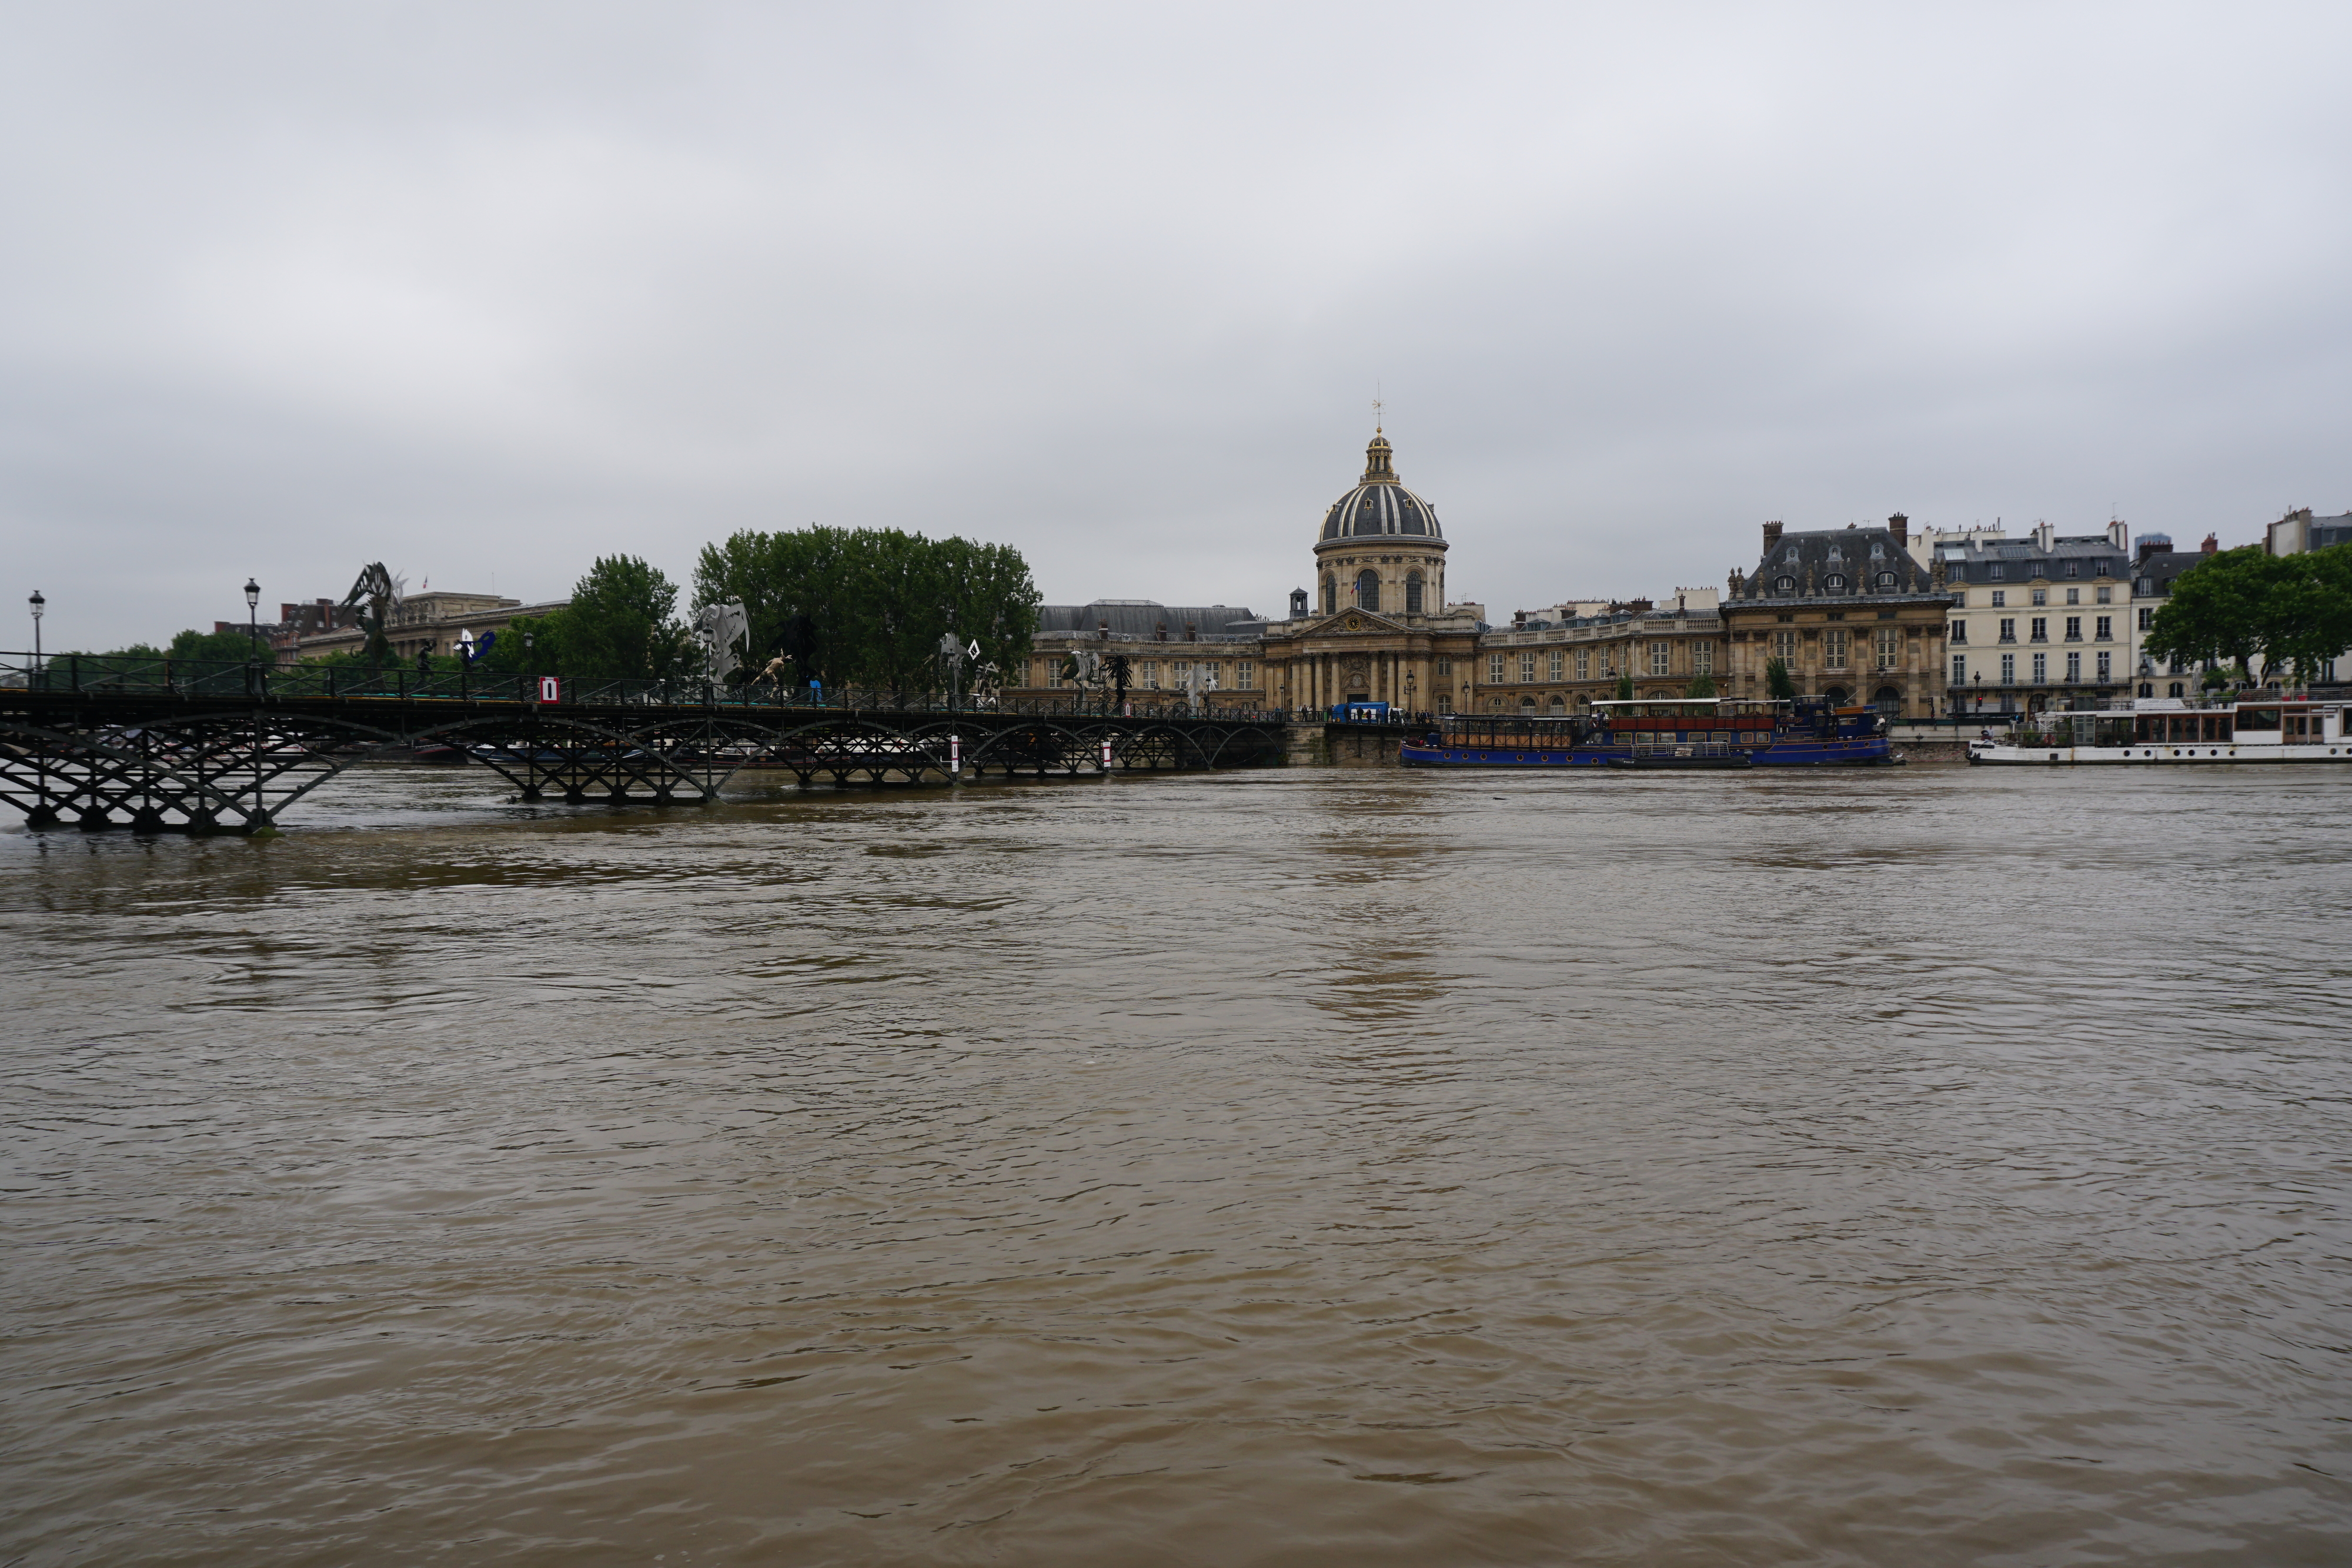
[1302,609,1410,637]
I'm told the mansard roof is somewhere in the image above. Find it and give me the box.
[1737,526,1945,604]
[1035,600,1261,638]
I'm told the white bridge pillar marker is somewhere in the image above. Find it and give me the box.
[1101,739,1113,771]
[950,733,961,781]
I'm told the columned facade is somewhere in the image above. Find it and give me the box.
[1258,431,1482,715]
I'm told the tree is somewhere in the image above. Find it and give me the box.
[693,526,1040,693]
[1765,657,1796,700]
[1686,674,1718,698]
[1615,673,1634,700]
[2143,546,2271,681]
[167,628,264,664]
[2144,543,2352,685]
[533,556,693,680]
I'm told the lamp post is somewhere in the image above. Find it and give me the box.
[28,589,43,674]
[244,578,261,660]
[1405,669,1416,720]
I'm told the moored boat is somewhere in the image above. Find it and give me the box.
[1966,695,2352,765]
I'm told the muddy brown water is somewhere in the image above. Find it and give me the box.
[5,763,2351,1565]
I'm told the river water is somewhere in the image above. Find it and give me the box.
[5,761,2351,1566]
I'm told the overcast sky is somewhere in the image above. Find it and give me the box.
[5,2,2350,650]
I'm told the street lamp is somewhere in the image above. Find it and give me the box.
[243,579,261,661]
[28,589,44,673]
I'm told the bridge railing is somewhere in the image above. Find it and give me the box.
[0,653,1289,722]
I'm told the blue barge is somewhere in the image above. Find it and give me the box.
[1398,697,1899,768]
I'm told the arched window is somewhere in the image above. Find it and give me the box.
[1824,573,1847,590]
[1355,570,1379,611]
[1875,571,1897,588]
[1873,685,1903,714]
[1405,571,1424,613]
[1321,575,1336,613]
[1775,576,1796,593]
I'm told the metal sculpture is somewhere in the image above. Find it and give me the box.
[340,563,405,668]
[694,601,750,686]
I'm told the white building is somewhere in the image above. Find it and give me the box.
[1906,521,2133,715]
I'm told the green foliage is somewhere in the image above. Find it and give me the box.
[1685,674,1718,698]
[2146,543,2352,684]
[1764,657,1796,700]
[694,526,1040,693]
[1615,672,1635,700]
[168,628,267,663]
[526,556,693,680]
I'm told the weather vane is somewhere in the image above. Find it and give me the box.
[1372,388,1384,434]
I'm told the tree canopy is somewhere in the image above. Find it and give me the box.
[475,556,693,680]
[2143,544,2352,684]
[694,526,1040,693]
[61,628,263,664]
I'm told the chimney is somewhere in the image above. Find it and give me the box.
[2032,520,2054,552]
[2200,533,2218,555]
[1155,621,1167,641]
[1762,520,1783,547]
[1184,621,1196,641]
[2107,519,2127,551]
[1886,512,1909,547]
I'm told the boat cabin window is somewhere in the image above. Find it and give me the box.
[2237,707,2281,731]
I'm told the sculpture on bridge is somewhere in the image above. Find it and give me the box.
[340,563,405,668]
[694,600,750,686]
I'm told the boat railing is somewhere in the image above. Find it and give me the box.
[1629,741,1740,760]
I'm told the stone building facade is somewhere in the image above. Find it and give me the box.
[1720,517,1953,714]
[1005,436,1958,720]
[285,591,569,664]
[1908,521,2132,715]
[1004,432,1491,716]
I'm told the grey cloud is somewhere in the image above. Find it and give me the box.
[4,2,2348,649]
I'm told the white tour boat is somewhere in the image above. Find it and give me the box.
[1965,695,2352,766]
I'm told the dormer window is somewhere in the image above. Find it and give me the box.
[1823,573,1847,591]
[2066,561,2080,577]
[1827,546,1843,562]
[1989,564,2004,580]
[1875,571,1897,588]
[1775,575,1796,593]
[1869,543,1885,559]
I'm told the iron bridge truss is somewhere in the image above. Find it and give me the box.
[0,686,1284,834]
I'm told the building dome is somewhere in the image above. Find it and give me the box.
[1318,433,1443,542]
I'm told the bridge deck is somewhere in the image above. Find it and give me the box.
[2,655,1287,833]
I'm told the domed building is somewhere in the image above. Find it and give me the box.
[1008,427,1488,718]
[1311,433,1448,617]
[1257,429,1486,714]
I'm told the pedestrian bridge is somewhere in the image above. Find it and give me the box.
[0,654,1287,834]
